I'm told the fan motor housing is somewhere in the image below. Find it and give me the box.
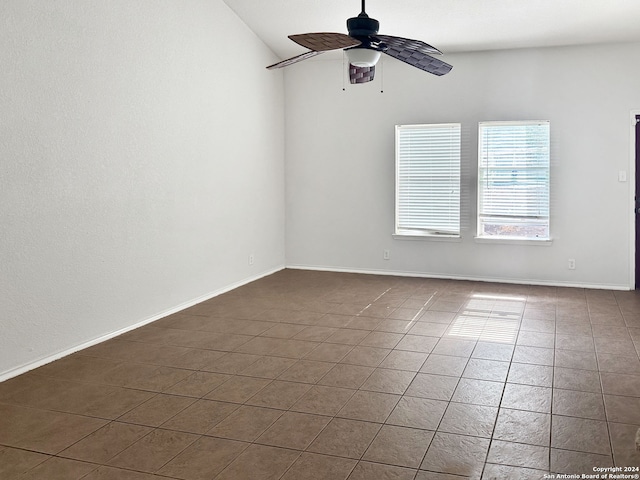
[347,14,379,37]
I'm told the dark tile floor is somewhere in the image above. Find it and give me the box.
[1,269,640,479]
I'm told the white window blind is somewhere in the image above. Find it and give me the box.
[477,121,550,239]
[395,123,461,236]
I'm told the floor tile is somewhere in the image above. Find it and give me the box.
[512,345,554,366]
[597,353,640,375]
[501,383,551,413]
[386,396,448,430]
[601,371,640,396]
[260,323,308,339]
[360,368,416,394]
[493,408,551,447]
[304,343,353,362]
[106,428,198,473]
[379,350,429,371]
[239,356,297,379]
[594,336,638,357]
[2,406,108,455]
[200,352,262,375]
[555,334,594,352]
[550,448,613,475]
[160,399,238,434]
[608,422,640,468]
[318,363,374,389]
[281,452,357,480]
[414,471,469,480]
[552,389,606,420]
[438,402,498,438]
[408,320,448,337]
[157,436,248,479]
[472,342,514,362]
[340,345,390,366]
[359,331,403,349]
[205,375,270,403]
[337,390,400,423]
[395,335,439,353]
[420,354,468,377]
[246,380,312,410]
[462,358,510,382]
[432,338,477,357]
[517,331,555,349]
[293,326,338,342]
[553,367,601,393]
[604,394,640,424]
[256,411,330,450]
[215,444,300,480]
[326,328,371,345]
[487,439,549,471]
[349,461,416,480]
[506,362,553,387]
[60,422,153,464]
[71,465,157,480]
[551,415,611,455]
[363,424,434,468]
[451,378,504,407]
[207,405,283,441]
[421,432,490,477]
[0,447,50,478]
[405,373,459,401]
[117,393,196,427]
[277,359,334,384]
[307,417,381,459]
[291,385,356,416]
[481,463,549,480]
[554,349,598,371]
[18,456,97,480]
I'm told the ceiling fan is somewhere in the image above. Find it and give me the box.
[266,0,452,84]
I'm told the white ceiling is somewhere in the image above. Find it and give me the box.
[223,0,640,61]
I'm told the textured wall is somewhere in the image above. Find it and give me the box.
[285,43,640,289]
[0,0,285,378]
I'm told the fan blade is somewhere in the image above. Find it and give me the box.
[266,50,324,69]
[375,34,443,55]
[349,64,375,84]
[381,41,452,76]
[289,33,361,51]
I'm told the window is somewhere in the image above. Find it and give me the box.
[477,121,550,240]
[395,123,461,237]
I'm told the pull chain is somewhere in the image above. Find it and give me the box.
[342,51,346,91]
[380,55,384,93]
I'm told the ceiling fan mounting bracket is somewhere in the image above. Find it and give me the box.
[347,15,379,37]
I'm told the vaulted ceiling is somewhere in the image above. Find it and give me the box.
[223,0,640,62]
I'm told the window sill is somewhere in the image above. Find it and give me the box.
[474,236,553,246]
[393,233,462,243]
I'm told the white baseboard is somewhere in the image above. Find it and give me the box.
[286,264,632,291]
[0,265,284,383]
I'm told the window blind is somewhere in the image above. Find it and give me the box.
[478,121,550,239]
[396,123,461,236]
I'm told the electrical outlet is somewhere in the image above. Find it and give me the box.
[568,258,576,270]
[248,254,255,266]
[383,249,390,260]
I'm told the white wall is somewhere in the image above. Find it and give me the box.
[285,42,640,289]
[0,0,285,379]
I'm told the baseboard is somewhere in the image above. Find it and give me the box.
[286,264,632,291]
[0,265,285,383]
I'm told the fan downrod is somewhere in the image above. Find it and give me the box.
[347,0,379,36]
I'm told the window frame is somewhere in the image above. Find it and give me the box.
[394,123,462,239]
[476,120,551,243]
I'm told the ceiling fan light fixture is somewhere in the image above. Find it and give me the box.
[345,47,381,67]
